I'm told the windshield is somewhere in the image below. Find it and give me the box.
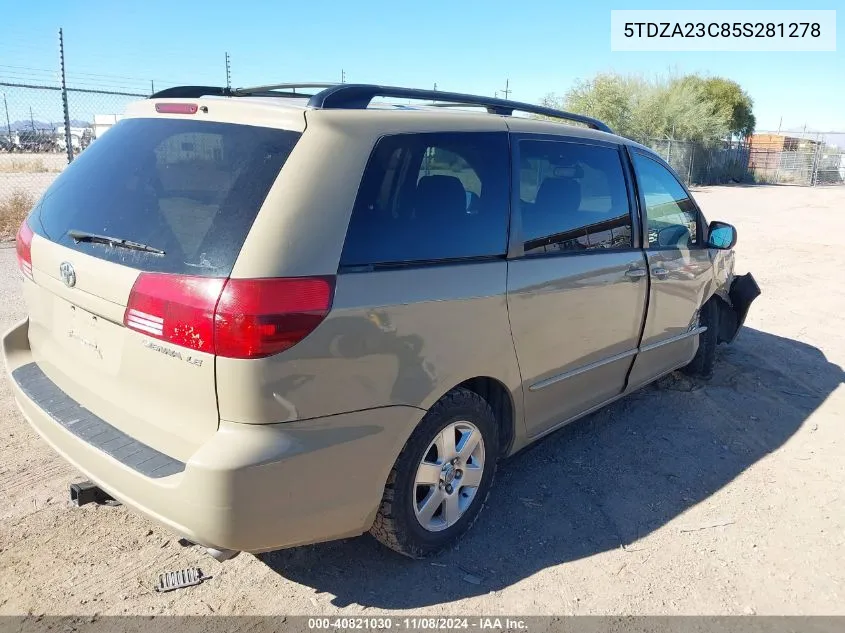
[29,117,301,276]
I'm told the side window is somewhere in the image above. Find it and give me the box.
[632,153,699,248]
[518,140,632,255]
[341,132,509,267]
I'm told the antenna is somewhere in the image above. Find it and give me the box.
[225,52,232,89]
[341,69,346,84]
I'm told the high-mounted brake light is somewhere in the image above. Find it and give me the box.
[124,273,334,359]
[16,221,33,280]
[155,103,198,114]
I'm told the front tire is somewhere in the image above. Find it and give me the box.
[370,388,498,558]
[683,298,718,379]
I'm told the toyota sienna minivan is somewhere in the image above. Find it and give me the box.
[4,83,759,559]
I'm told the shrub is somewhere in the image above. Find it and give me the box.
[0,190,35,240]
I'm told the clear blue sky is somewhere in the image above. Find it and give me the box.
[1,0,842,131]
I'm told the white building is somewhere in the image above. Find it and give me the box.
[93,114,124,139]
[56,126,88,149]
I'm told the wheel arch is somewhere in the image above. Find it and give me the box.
[454,376,516,458]
[707,292,739,344]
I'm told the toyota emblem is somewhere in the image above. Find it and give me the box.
[59,262,76,288]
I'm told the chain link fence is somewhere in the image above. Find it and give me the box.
[640,135,845,187]
[815,148,845,185]
[746,135,845,186]
[638,138,752,186]
[0,81,145,237]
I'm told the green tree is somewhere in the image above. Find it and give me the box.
[542,73,642,134]
[683,76,756,138]
[649,76,732,142]
[542,72,755,144]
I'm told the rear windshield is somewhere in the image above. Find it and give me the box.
[29,118,301,276]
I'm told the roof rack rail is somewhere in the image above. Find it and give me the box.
[306,84,613,133]
[148,82,613,134]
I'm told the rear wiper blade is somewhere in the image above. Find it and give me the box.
[67,230,166,255]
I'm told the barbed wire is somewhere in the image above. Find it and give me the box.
[0,39,218,91]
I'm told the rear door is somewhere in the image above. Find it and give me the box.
[23,116,300,460]
[625,149,713,390]
[506,136,648,438]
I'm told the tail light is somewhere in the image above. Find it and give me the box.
[16,221,34,280]
[124,273,334,359]
[125,274,225,354]
[214,277,335,359]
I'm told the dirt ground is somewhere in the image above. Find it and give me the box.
[0,153,67,173]
[0,185,843,616]
[0,153,65,217]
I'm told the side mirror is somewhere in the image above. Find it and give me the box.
[707,221,737,250]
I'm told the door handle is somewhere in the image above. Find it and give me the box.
[625,268,647,279]
[651,267,669,279]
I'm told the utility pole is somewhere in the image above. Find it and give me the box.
[29,107,35,132]
[59,28,74,163]
[151,79,155,95]
[2,93,11,143]
[341,69,346,84]
[225,52,231,89]
[500,78,511,100]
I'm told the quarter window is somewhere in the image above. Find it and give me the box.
[632,153,699,248]
[518,140,632,254]
[341,133,510,267]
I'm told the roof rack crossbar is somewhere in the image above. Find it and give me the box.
[149,86,233,99]
[233,82,338,95]
[149,83,338,100]
[307,84,613,133]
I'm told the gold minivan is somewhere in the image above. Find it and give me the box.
[4,84,759,559]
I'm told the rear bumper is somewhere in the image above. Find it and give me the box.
[4,318,423,553]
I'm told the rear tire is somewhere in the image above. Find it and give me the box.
[682,298,718,379]
[370,388,498,558]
